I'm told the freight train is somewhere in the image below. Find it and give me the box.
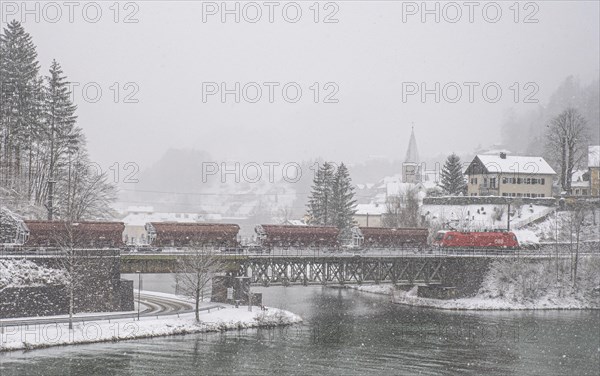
[2,218,522,252]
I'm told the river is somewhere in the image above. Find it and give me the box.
[0,274,598,376]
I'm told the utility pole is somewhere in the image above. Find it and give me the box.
[136,270,142,320]
[507,200,511,231]
[247,281,252,312]
[555,210,559,282]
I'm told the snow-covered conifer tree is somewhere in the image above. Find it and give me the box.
[439,153,466,196]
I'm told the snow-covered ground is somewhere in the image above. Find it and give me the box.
[391,286,598,310]
[422,203,554,231]
[511,229,540,248]
[349,259,600,311]
[0,292,302,352]
[0,259,66,290]
[527,210,600,243]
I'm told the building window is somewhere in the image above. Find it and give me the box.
[541,178,545,185]
[490,178,497,188]
[502,177,508,184]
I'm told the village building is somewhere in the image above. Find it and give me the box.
[465,153,555,198]
[402,126,421,183]
[354,203,387,227]
[120,206,205,245]
[570,170,590,196]
[589,145,600,196]
[353,127,427,227]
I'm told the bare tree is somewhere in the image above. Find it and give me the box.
[52,222,116,330]
[568,204,588,286]
[383,186,422,228]
[57,150,117,221]
[546,108,589,193]
[53,222,84,330]
[174,249,224,322]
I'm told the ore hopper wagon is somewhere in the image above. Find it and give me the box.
[145,222,240,248]
[23,220,125,249]
[255,225,340,249]
[351,227,429,249]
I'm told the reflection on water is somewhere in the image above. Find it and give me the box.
[1,274,598,376]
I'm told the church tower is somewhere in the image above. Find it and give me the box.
[402,126,421,183]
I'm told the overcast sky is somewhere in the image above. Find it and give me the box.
[2,1,599,172]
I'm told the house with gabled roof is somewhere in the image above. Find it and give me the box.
[465,152,556,198]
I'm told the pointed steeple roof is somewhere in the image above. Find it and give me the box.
[404,125,419,164]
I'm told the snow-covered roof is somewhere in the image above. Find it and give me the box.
[589,145,600,168]
[469,154,556,175]
[284,219,308,226]
[355,203,387,216]
[571,169,587,182]
[126,206,154,214]
[386,181,424,196]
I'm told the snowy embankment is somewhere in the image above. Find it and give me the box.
[0,295,302,352]
[351,258,600,310]
[422,203,553,231]
[0,259,66,290]
[392,286,598,311]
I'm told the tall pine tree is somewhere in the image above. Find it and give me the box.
[307,162,335,225]
[439,153,466,195]
[0,20,43,192]
[0,21,115,220]
[331,163,357,229]
[43,60,79,219]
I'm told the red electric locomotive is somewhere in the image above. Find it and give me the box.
[433,230,519,249]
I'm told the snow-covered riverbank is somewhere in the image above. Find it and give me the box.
[391,286,599,310]
[345,258,600,310]
[0,295,302,352]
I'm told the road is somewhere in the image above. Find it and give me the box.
[0,291,220,328]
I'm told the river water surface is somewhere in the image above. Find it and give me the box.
[1,274,598,376]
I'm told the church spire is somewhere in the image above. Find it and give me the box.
[404,125,419,164]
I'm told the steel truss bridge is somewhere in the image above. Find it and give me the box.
[238,256,446,286]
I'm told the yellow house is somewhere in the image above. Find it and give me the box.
[465,153,556,198]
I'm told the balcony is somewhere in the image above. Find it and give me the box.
[478,187,499,196]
